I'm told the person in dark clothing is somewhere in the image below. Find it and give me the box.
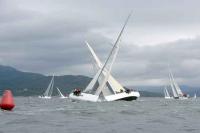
[73,88,81,96]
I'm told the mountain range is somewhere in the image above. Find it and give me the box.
[0,65,91,96]
[0,65,198,97]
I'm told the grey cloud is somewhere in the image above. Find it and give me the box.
[1,0,200,87]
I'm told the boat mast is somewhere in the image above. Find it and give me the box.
[95,13,132,96]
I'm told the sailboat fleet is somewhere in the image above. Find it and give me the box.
[39,75,68,99]
[164,68,189,99]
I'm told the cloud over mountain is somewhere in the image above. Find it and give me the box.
[0,0,200,86]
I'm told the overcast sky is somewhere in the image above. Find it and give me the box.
[1,0,200,86]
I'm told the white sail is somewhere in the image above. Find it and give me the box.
[85,41,125,94]
[165,87,170,97]
[95,14,132,96]
[170,72,183,96]
[164,88,166,97]
[169,72,178,98]
[56,87,66,98]
[83,13,131,98]
[194,93,197,99]
[44,75,54,97]
[83,69,102,93]
[39,75,54,99]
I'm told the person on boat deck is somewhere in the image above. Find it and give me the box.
[125,89,131,94]
[183,93,187,97]
[73,88,81,96]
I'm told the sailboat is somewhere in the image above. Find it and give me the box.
[56,87,68,99]
[193,93,197,99]
[164,86,172,99]
[69,13,140,102]
[85,41,140,101]
[39,75,54,99]
[168,68,188,99]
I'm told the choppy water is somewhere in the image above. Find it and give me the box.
[0,97,200,133]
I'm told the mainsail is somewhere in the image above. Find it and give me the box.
[170,72,183,96]
[168,65,184,98]
[83,13,132,98]
[43,75,54,97]
[95,13,131,96]
[164,86,170,98]
[169,72,178,98]
[85,41,125,95]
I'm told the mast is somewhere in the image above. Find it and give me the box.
[95,13,132,96]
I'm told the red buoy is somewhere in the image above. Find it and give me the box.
[0,90,15,111]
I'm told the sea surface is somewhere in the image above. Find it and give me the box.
[0,97,200,133]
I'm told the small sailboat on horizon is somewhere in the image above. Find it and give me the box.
[193,93,197,99]
[39,75,54,99]
[164,86,172,99]
[168,67,189,99]
[56,87,68,99]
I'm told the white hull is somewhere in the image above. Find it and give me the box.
[69,93,99,102]
[173,96,189,100]
[105,91,140,101]
[59,96,68,99]
[164,96,173,99]
[38,96,51,99]
[178,97,189,100]
[69,91,140,102]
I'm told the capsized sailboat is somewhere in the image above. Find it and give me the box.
[57,87,68,98]
[69,13,139,102]
[39,75,54,99]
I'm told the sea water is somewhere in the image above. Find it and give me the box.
[0,97,200,133]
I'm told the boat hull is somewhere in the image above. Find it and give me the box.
[172,96,189,100]
[69,91,140,102]
[69,93,99,102]
[59,97,68,99]
[105,91,140,101]
[164,97,173,99]
[38,96,51,99]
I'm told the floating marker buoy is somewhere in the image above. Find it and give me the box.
[0,90,15,111]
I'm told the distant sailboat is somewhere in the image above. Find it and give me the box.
[39,75,54,99]
[56,87,67,99]
[193,93,197,99]
[168,68,188,99]
[164,86,171,99]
